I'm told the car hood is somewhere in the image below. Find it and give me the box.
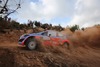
[20,33,41,39]
[28,33,41,36]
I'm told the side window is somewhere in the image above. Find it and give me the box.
[41,31,48,36]
[48,31,56,37]
[58,33,63,37]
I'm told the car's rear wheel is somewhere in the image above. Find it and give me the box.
[63,42,69,48]
[25,38,37,50]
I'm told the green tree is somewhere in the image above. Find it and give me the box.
[70,25,79,32]
[34,21,41,27]
[81,28,85,31]
[10,20,20,29]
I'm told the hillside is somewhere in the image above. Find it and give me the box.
[0,26,100,67]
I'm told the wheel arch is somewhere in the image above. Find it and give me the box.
[24,36,35,45]
[63,40,70,45]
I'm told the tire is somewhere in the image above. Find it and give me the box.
[25,38,37,50]
[63,42,69,48]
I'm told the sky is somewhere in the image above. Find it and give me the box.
[8,0,100,28]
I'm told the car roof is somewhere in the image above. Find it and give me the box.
[46,30,57,32]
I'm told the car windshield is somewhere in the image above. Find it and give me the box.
[35,32,43,35]
[41,31,48,36]
[36,31,48,36]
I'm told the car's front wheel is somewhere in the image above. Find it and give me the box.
[25,38,37,50]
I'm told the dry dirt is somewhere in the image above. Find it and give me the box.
[0,26,100,67]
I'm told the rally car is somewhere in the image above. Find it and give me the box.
[18,30,70,50]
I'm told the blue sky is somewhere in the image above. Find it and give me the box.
[8,0,100,28]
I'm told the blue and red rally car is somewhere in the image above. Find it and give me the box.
[18,30,70,50]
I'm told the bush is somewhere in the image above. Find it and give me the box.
[70,25,79,32]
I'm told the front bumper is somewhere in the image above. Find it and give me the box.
[18,38,25,45]
[18,42,23,45]
[18,41,25,45]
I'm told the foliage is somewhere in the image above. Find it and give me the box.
[52,24,64,31]
[0,0,21,17]
[81,28,85,31]
[34,21,41,27]
[41,23,50,29]
[69,25,79,32]
[27,20,34,28]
